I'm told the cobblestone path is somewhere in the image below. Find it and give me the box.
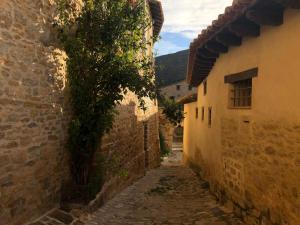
[85,164,245,225]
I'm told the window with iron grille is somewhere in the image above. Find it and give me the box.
[224,68,257,108]
[229,79,252,108]
[201,107,205,121]
[195,107,199,119]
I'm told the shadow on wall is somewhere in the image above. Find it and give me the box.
[69,101,161,212]
[0,1,81,224]
[0,25,72,225]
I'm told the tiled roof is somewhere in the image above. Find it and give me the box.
[187,0,300,86]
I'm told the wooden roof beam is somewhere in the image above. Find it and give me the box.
[195,62,215,68]
[197,47,219,59]
[246,7,284,26]
[228,17,260,37]
[205,40,228,54]
[216,29,242,47]
[195,56,216,64]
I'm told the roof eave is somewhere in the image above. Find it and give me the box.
[148,0,164,37]
[186,0,299,86]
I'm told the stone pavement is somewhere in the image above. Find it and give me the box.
[161,142,183,167]
[85,149,246,225]
[28,145,245,225]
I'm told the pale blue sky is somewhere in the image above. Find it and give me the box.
[154,0,233,56]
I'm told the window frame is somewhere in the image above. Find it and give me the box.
[224,68,258,110]
[228,79,252,109]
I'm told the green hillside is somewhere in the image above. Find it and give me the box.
[155,49,189,87]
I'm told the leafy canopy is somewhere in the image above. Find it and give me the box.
[56,0,157,185]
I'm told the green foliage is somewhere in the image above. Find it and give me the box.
[159,130,170,157]
[158,95,184,126]
[87,154,105,200]
[56,0,157,187]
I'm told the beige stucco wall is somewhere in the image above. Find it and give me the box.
[184,9,300,225]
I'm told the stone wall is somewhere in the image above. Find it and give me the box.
[217,118,300,225]
[89,96,160,210]
[0,1,161,224]
[160,80,197,101]
[158,109,174,151]
[0,0,72,224]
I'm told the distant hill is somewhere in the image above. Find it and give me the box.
[155,50,189,87]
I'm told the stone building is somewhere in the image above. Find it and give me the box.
[0,0,163,224]
[158,80,196,149]
[160,80,196,101]
[183,0,300,224]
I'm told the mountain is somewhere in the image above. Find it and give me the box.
[155,49,189,87]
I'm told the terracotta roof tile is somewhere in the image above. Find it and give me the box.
[187,0,300,86]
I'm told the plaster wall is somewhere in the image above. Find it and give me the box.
[184,9,300,225]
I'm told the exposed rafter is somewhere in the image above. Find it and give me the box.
[187,0,300,86]
[229,17,260,37]
[205,40,228,54]
[246,8,284,26]
[197,48,219,59]
[216,29,242,46]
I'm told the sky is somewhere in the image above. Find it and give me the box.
[154,0,233,56]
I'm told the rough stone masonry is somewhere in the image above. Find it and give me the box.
[0,1,160,224]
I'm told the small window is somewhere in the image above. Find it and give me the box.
[208,107,212,127]
[203,80,207,96]
[176,85,181,91]
[169,96,175,101]
[195,107,199,119]
[225,67,257,108]
[201,107,205,121]
[188,85,193,91]
[229,79,252,108]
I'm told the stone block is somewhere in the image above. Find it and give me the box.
[48,209,74,224]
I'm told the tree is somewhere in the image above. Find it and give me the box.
[56,0,156,187]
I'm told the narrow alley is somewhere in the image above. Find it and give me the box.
[85,145,245,225]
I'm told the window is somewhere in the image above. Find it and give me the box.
[201,107,205,121]
[208,107,212,127]
[169,96,175,101]
[176,85,181,91]
[188,85,193,91]
[229,79,252,108]
[203,80,207,95]
[195,107,199,119]
[224,67,257,108]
